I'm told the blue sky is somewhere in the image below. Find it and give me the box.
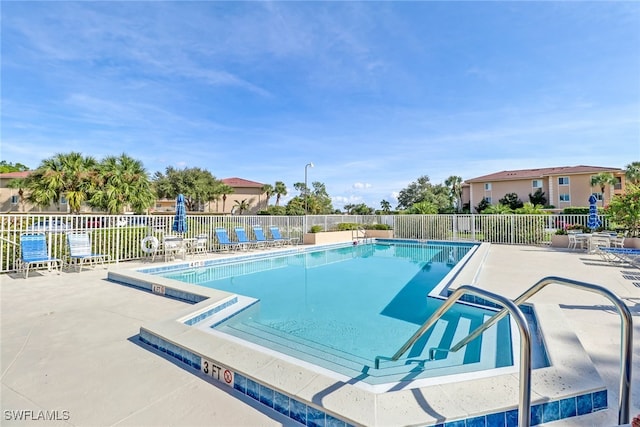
[2,1,639,210]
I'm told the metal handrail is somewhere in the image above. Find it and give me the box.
[0,236,18,246]
[375,285,532,427]
[445,276,633,425]
[351,226,366,242]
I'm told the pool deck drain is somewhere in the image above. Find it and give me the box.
[1,243,638,426]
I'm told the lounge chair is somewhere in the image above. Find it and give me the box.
[214,228,243,252]
[252,226,279,247]
[19,233,63,278]
[597,247,640,268]
[567,231,588,250]
[234,227,262,250]
[66,232,110,272]
[269,226,297,246]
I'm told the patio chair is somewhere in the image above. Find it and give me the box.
[269,226,297,246]
[214,228,243,252]
[66,232,110,272]
[252,226,279,247]
[567,232,588,250]
[192,233,209,256]
[19,233,63,278]
[163,235,186,261]
[234,227,262,250]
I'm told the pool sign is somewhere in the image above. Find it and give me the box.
[201,358,234,387]
[151,284,165,295]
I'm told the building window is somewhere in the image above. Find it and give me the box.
[60,196,68,204]
[592,192,603,201]
[559,194,570,202]
[484,196,492,204]
[10,195,19,204]
[484,183,492,191]
[558,177,569,186]
[614,177,622,190]
[532,180,542,188]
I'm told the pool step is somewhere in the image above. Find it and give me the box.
[218,313,503,384]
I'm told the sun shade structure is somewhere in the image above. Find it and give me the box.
[172,194,188,234]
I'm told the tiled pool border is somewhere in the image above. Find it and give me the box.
[109,240,610,426]
[139,328,607,427]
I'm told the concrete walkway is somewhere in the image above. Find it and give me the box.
[1,245,639,426]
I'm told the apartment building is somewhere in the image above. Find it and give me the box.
[463,165,625,212]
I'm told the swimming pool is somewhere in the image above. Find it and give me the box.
[108,239,607,426]
[152,241,519,384]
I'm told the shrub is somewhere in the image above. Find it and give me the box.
[310,225,323,233]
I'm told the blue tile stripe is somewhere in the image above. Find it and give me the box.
[183,296,239,325]
[138,330,606,427]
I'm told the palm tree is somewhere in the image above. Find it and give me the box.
[274,181,287,206]
[233,199,250,215]
[26,152,98,213]
[6,178,27,212]
[380,200,391,213]
[219,184,234,213]
[590,172,617,206]
[261,184,274,209]
[444,175,463,212]
[625,161,640,185]
[90,153,155,214]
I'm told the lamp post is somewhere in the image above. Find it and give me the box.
[304,162,314,215]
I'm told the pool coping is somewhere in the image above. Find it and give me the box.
[107,241,608,426]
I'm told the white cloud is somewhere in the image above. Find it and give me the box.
[352,182,372,190]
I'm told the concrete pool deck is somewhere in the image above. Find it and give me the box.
[1,244,639,426]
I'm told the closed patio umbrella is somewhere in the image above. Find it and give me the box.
[587,194,601,231]
[172,194,188,234]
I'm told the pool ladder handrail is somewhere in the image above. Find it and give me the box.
[375,285,533,427]
[351,226,366,242]
[448,276,633,425]
[380,276,634,425]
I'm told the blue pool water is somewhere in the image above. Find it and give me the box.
[158,242,518,381]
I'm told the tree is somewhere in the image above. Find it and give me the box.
[219,184,234,213]
[499,193,524,210]
[6,178,27,212]
[261,184,274,208]
[288,181,334,214]
[625,161,640,185]
[90,153,154,214]
[380,200,391,213]
[25,152,98,213]
[153,166,223,212]
[515,202,548,215]
[484,203,513,214]
[590,172,617,206]
[444,175,463,213]
[345,203,374,215]
[406,201,438,214]
[604,183,640,237]
[0,161,29,173]
[232,199,250,215]
[274,181,287,206]
[528,188,547,207]
[396,175,450,212]
[475,198,491,213]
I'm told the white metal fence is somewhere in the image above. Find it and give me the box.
[0,213,609,273]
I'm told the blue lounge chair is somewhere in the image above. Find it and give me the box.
[252,226,279,247]
[234,227,262,250]
[269,226,297,246]
[19,233,63,278]
[67,232,111,272]
[597,247,640,268]
[214,228,243,252]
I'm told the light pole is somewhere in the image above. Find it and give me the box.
[304,162,314,224]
